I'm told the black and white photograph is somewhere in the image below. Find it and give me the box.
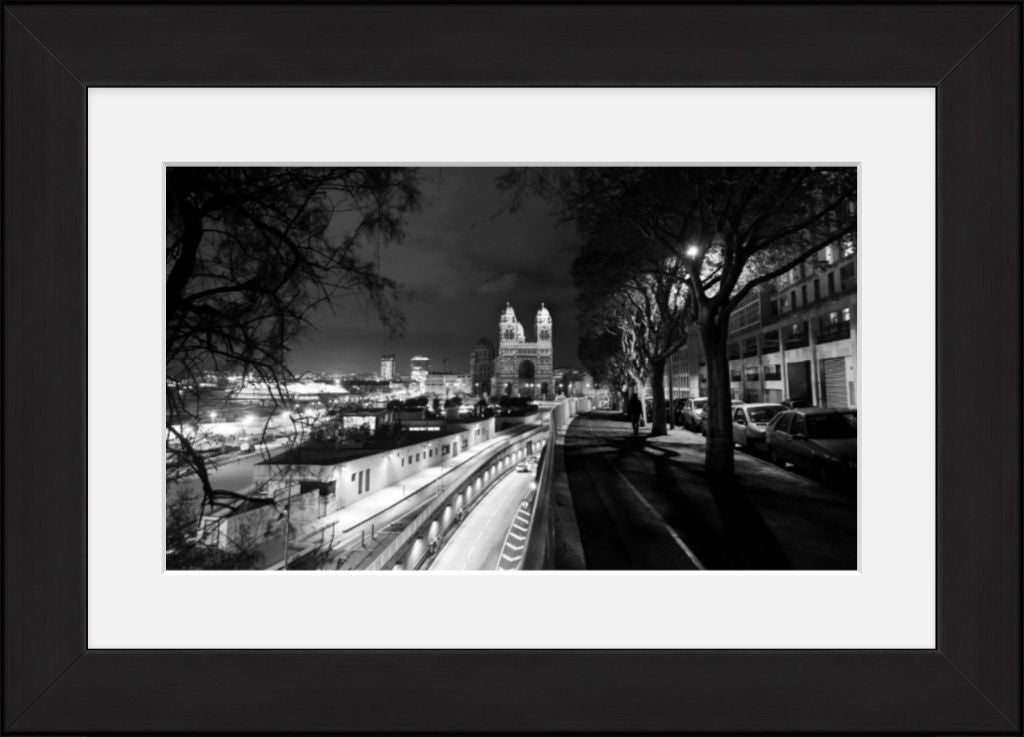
[166,166,858,571]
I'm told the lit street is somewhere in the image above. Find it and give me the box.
[429,466,535,570]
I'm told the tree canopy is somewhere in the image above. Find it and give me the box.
[503,166,856,480]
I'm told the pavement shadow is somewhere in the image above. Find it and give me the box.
[600,434,791,570]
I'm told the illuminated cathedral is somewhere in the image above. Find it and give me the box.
[493,302,554,399]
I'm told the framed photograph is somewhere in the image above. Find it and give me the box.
[4,2,1020,734]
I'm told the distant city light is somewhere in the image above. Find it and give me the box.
[686,245,700,258]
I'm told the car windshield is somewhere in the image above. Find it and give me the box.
[806,412,857,439]
[693,400,707,409]
[748,406,782,423]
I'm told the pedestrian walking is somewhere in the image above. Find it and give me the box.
[627,393,643,437]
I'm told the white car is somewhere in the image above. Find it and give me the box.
[731,403,785,449]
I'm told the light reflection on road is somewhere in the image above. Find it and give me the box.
[429,469,535,571]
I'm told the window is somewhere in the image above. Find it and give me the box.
[416,453,420,461]
[801,284,809,305]
[827,271,836,295]
[351,473,356,482]
[840,262,856,291]
[734,408,746,423]
[842,307,851,322]
[829,311,839,324]
[814,279,821,301]
[791,290,798,308]
[790,414,807,436]
[841,234,856,258]
[822,246,835,265]
[401,458,405,467]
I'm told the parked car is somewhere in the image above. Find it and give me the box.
[699,399,746,436]
[780,397,814,409]
[765,407,857,485]
[679,397,708,430]
[516,462,531,473]
[731,403,785,449]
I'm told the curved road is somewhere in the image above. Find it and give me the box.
[429,469,535,570]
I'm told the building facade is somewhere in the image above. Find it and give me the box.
[668,237,857,408]
[380,354,395,381]
[423,372,471,397]
[469,338,496,397]
[409,355,430,394]
[493,302,554,399]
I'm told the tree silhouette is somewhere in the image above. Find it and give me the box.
[166,167,422,524]
[503,166,855,485]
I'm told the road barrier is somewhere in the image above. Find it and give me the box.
[519,397,592,570]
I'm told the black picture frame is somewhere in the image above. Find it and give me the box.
[3,2,1021,734]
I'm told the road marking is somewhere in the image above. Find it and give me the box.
[584,418,705,570]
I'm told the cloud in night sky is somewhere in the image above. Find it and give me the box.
[292,168,583,376]
[473,272,520,296]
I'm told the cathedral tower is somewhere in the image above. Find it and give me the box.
[493,301,554,399]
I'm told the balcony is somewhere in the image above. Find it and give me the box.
[817,322,852,343]
[785,333,809,349]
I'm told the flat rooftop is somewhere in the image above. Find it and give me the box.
[260,428,460,467]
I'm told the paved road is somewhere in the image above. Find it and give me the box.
[563,411,856,570]
[429,469,535,571]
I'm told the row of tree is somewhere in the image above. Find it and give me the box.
[503,167,856,487]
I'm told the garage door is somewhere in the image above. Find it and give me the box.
[822,357,848,408]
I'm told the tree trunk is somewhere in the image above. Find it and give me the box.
[649,359,668,436]
[701,320,735,487]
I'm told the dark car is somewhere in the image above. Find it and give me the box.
[780,397,814,409]
[765,408,857,485]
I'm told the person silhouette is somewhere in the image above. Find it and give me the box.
[627,393,643,436]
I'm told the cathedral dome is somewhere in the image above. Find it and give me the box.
[536,303,551,320]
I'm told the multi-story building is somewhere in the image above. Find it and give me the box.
[423,372,471,398]
[380,354,395,381]
[409,355,430,394]
[669,236,857,408]
[493,302,554,399]
[469,338,496,397]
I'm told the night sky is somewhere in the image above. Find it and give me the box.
[294,168,582,376]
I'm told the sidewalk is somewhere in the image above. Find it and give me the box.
[559,411,856,570]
